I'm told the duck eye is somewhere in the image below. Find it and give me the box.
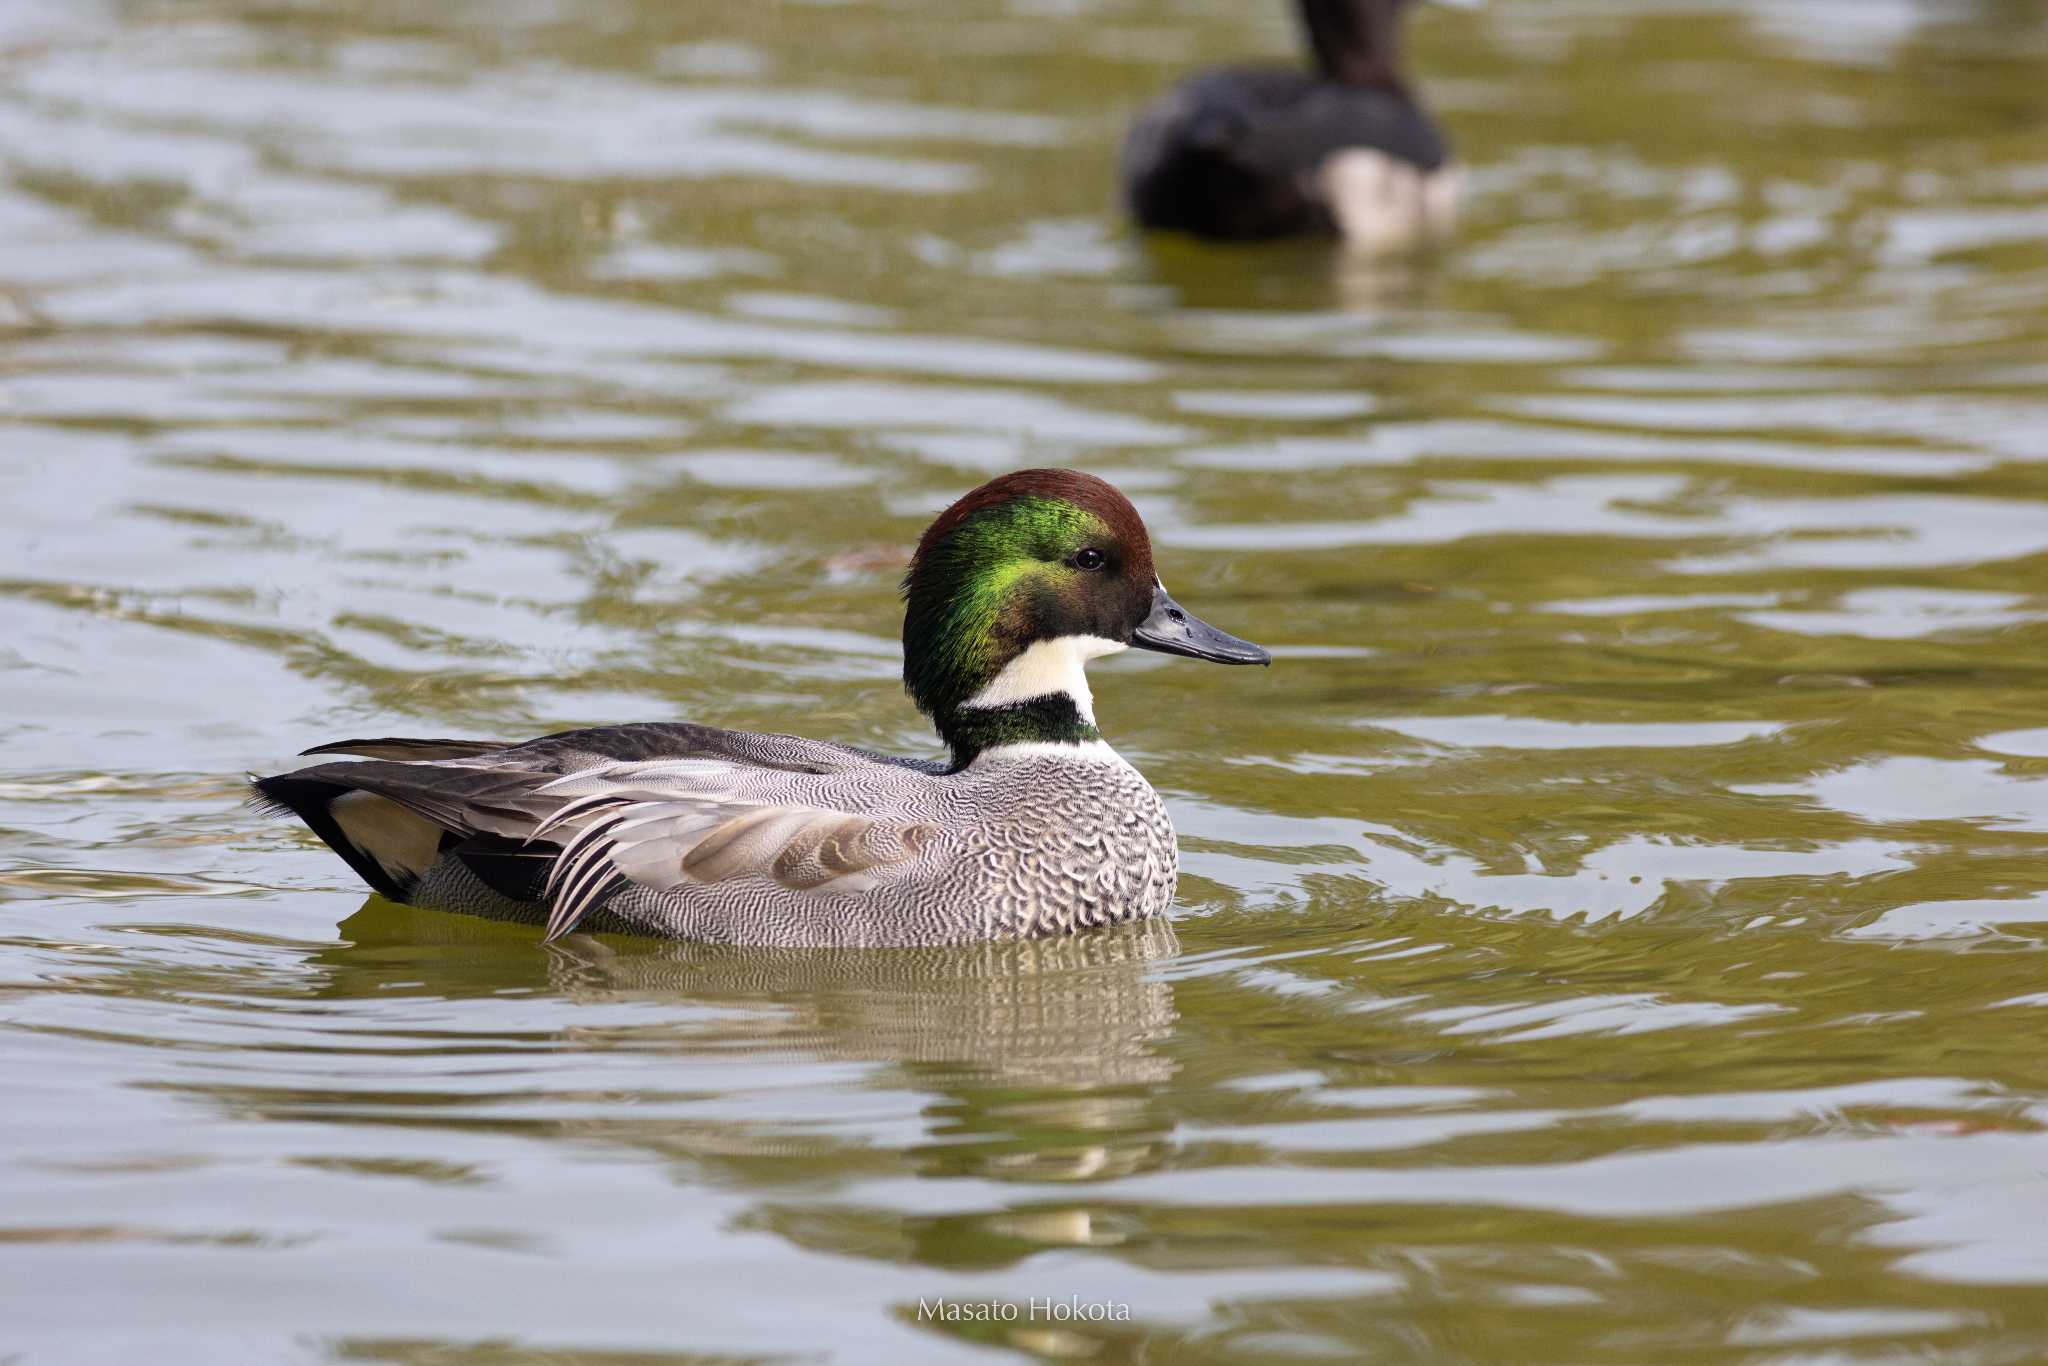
[1072,548,1107,572]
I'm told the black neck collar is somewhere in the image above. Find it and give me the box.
[939,693,1102,771]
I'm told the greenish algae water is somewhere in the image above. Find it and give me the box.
[4,0,2048,1360]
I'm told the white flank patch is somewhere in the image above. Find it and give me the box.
[961,634,1126,722]
[331,791,443,884]
[1319,150,1461,254]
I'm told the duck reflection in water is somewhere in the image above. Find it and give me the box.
[320,899,1182,1204]
[331,898,1182,1095]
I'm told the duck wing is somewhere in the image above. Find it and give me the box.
[528,760,943,942]
[1201,69,1447,177]
[251,723,942,904]
[300,722,941,775]
[300,737,508,760]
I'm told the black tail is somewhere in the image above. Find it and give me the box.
[249,772,417,901]
[252,753,568,906]
[442,834,554,902]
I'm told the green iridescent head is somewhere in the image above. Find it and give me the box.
[900,469,1269,764]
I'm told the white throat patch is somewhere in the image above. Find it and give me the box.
[960,634,1126,722]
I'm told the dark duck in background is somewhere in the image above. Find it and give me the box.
[1122,0,1465,251]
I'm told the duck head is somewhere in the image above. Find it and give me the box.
[901,469,1268,765]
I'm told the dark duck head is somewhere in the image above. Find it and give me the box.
[1121,0,1466,249]
[900,469,1268,768]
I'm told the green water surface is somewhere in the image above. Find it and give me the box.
[4,0,2048,1360]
